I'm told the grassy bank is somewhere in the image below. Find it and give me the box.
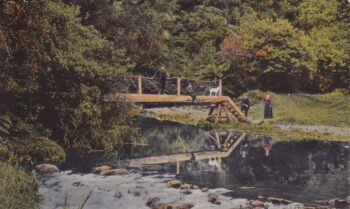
[146,90,350,140]
[245,89,350,127]
[0,162,38,209]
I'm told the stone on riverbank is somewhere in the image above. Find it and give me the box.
[167,179,182,188]
[180,183,192,190]
[174,203,193,209]
[267,197,294,205]
[93,165,111,174]
[146,197,193,209]
[36,164,59,173]
[101,168,127,176]
[326,198,348,208]
[250,200,264,207]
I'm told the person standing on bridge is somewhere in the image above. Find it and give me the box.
[186,83,196,102]
[152,64,167,94]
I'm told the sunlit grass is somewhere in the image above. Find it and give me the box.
[247,90,350,127]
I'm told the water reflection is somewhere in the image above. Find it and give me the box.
[177,139,350,203]
[121,129,246,175]
[262,136,272,156]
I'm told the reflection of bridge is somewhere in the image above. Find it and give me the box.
[103,75,246,124]
[120,131,246,174]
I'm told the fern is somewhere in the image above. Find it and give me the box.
[0,115,12,139]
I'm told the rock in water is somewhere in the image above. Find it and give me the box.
[180,184,192,190]
[181,190,192,195]
[101,168,127,176]
[146,197,160,207]
[267,197,293,205]
[250,200,264,207]
[167,179,182,188]
[346,196,350,205]
[174,203,194,209]
[36,164,59,173]
[207,193,219,204]
[201,187,209,192]
[93,165,111,174]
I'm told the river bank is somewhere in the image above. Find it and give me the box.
[144,91,350,141]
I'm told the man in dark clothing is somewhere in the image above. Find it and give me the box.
[186,83,196,102]
[152,65,167,94]
[240,95,251,117]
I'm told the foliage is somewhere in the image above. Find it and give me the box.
[0,0,136,152]
[1,0,349,154]
[0,115,12,140]
[0,162,38,209]
[0,137,65,162]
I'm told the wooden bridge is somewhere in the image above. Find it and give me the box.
[104,75,247,124]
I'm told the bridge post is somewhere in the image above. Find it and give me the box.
[219,79,222,96]
[177,77,181,96]
[138,75,142,95]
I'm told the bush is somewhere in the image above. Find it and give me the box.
[0,137,65,163]
[0,162,38,209]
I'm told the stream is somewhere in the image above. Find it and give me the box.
[36,117,350,209]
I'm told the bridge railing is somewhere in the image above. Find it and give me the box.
[107,74,223,96]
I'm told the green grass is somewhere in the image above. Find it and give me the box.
[0,162,39,209]
[245,89,350,126]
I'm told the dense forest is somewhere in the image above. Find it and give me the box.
[0,0,349,153]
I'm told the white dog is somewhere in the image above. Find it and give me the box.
[209,86,221,96]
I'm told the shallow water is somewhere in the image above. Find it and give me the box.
[36,117,350,208]
[176,139,350,204]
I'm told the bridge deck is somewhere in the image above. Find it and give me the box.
[104,93,247,122]
[104,93,231,104]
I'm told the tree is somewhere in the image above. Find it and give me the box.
[233,12,314,92]
[0,0,133,151]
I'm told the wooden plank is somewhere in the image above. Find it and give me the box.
[104,93,230,104]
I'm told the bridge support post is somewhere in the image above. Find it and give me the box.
[176,161,180,174]
[138,75,142,95]
[177,78,181,96]
[219,79,222,96]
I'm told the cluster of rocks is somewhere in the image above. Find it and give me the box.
[247,195,350,209]
[166,179,221,205]
[146,197,193,209]
[93,165,128,176]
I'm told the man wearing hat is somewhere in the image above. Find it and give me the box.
[152,64,167,94]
